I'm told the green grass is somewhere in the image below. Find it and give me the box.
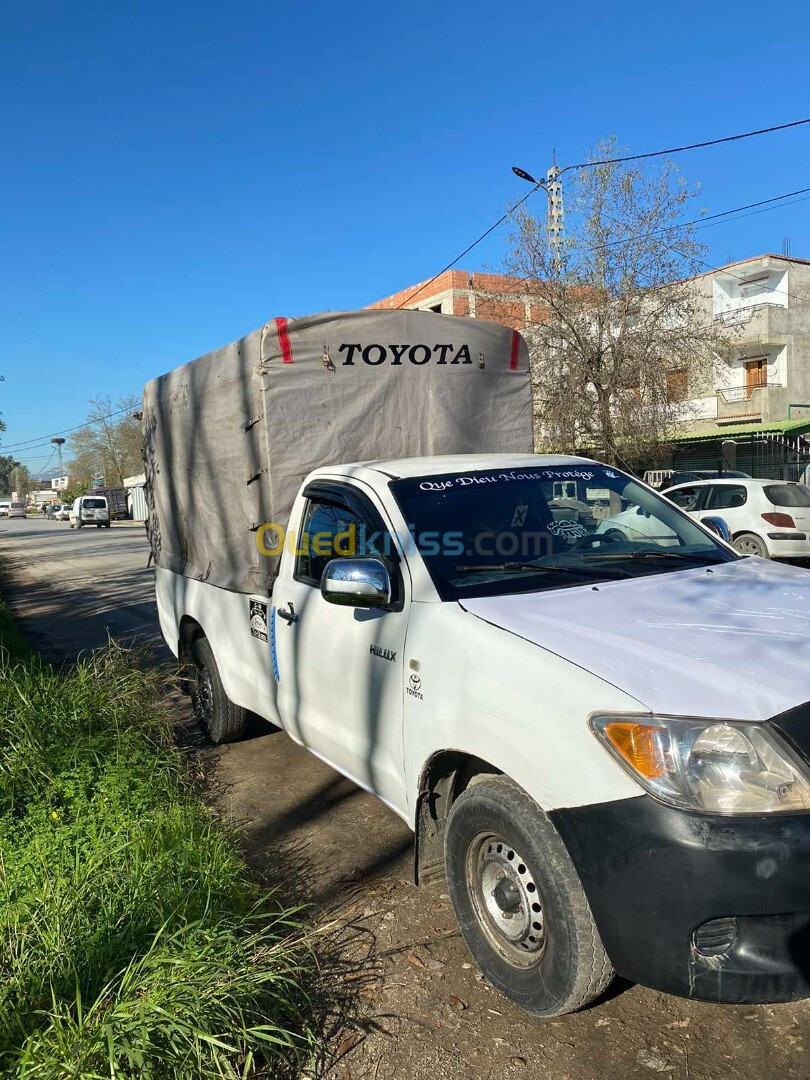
[0,600,317,1078]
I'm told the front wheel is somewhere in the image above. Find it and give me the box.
[732,532,769,558]
[188,636,247,744]
[445,776,613,1016]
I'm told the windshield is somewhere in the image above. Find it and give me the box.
[764,484,810,508]
[390,463,736,600]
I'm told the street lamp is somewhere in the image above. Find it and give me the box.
[512,166,543,186]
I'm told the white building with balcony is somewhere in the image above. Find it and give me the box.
[674,253,810,433]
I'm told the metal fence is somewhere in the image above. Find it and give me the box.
[670,432,810,483]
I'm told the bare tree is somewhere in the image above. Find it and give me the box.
[69,396,142,488]
[505,138,731,467]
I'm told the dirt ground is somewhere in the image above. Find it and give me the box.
[3,517,809,1079]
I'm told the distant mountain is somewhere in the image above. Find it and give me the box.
[32,465,63,482]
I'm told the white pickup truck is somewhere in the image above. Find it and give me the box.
[145,311,810,1016]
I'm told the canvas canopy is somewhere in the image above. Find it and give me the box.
[143,308,533,594]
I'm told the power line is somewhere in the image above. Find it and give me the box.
[395,182,543,309]
[572,186,810,267]
[693,190,810,233]
[393,119,810,310]
[33,447,57,477]
[0,405,132,454]
[395,182,810,314]
[562,117,810,173]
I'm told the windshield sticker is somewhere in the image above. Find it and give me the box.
[511,504,529,527]
[548,520,590,540]
[418,469,597,493]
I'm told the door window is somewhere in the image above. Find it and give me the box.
[295,500,366,586]
[294,494,394,587]
[704,485,747,511]
[666,485,703,512]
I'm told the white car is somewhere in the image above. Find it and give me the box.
[69,495,111,528]
[594,504,678,545]
[54,504,72,521]
[0,501,10,517]
[7,501,26,519]
[663,479,810,559]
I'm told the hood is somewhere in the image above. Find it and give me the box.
[462,557,810,720]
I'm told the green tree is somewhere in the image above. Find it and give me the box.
[60,483,90,505]
[68,396,142,488]
[0,455,17,495]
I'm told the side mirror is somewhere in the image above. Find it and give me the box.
[321,557,392,609]
[702,516,732,543]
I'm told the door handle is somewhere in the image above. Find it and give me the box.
[277,603,298,624]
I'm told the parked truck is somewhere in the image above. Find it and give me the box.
[144,309,810,1017]
[94,486,129,521]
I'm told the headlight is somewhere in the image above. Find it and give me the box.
[590,714,810,814]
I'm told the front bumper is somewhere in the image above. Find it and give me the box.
[551,794,810,1003]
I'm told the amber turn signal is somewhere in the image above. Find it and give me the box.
[603,721,667,780]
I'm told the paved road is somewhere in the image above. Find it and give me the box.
[0,516,163,660]
[2,517,809,1080]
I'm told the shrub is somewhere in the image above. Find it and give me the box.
[0,605,315,1078]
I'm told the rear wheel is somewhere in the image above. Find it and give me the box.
[189,636,246,744]
[732,532,769,558]
[445,776,613,1016]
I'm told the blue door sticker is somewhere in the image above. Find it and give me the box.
[270,606,280,682]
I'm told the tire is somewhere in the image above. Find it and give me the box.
[732,532,769,558]
[444,776,613,1016]
[96,524,102,528]
[105,523,111,528]
[188,636,246,744]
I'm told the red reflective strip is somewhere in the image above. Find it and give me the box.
[509,330,520,371]
[275,316,294,364]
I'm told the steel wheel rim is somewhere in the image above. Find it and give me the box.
[734,536,764,556]
[466,831,546,968]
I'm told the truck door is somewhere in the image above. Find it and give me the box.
[272,482,409,814]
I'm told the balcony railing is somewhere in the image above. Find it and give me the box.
[716,383,781,417]
[715,306,757,326]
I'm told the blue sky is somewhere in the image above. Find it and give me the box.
[3,0,810,471]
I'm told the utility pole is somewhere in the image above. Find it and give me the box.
[546,153,565,272]
[511,156,565,271]
[51,437,66,482]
